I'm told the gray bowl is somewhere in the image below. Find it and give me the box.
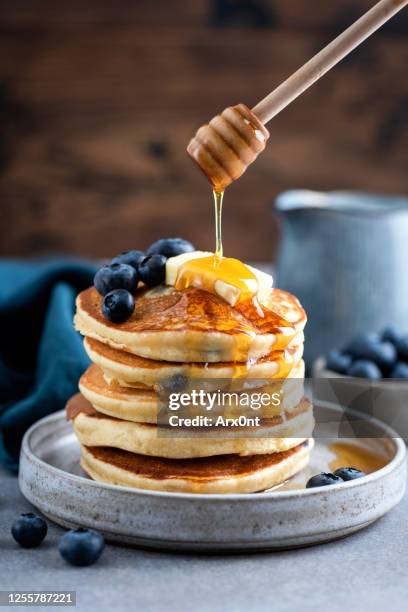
[313,357,408,440]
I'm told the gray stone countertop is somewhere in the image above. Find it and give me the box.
[1,465,408,612]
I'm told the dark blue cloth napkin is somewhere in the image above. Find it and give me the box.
[0,259,97,471]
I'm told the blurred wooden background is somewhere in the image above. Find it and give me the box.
[1,0,407,261]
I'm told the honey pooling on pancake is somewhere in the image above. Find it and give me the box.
[175,255,259,305]
[231,292,297,360]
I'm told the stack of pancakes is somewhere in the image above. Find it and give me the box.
[67,283,313,493]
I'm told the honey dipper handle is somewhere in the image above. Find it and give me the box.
[252,0,408,124]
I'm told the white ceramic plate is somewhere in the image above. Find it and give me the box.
[19,403,406,551]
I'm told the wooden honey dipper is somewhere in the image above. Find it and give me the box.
[187,0,408,191]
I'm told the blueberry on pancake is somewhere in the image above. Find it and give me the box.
[111,249,144,270]
[102,289,135,323]
[146,237,195,258]
[138,254,167,287]
[94,263,138,296]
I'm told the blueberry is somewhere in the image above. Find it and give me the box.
[344,334,396,372]
[395,336,408,361]
[381,327,400,346]
[94,263,137,296]
[334,467,365,481]
[348,359,382,379]
[59,528,105,567]
[111,250,144,270]
[146,237,195,259]
[306,473,343,488]
[138,254,167,287]
[11,513,47,548]
[375,342,397,372]
[391,362,408,379]
[102,289,134,323]
[326,350,352,375]
[161,374,188,393]
[344,333,379,356]
[381,328,408,361]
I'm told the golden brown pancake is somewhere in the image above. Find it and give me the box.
[75,285,306,362]
[83,335,304,389]
[78,365,158,423]
[80,440,313,494]
[79,364,305,423]
[68,393,314,458]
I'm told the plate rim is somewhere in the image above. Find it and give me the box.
[20,403,406,502]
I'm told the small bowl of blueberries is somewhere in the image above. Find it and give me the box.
[315,327,408,380]
[313,327,408,439]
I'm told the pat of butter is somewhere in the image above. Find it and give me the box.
[166,251,273,306]
[166,251,212,286]
[214,279,242,306]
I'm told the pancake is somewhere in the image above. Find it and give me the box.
[103,357,305,394]
[68,394,314,458]
[79,363,305,424]
[80,440,313,494]
[75,285,306,362]
[79,365,158,423]
[83,335,304,389]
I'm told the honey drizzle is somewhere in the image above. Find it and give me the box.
[174,183,297,365]
[214,189,223,259]
[175,188,259,306]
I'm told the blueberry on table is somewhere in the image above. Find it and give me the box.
[326,350,352,374]
[94,263,138,296]
[391,362,408,379]
[306,473,343,488]
[11,513,48,548]
[348,360,382,379]
[334,467,365,481]
[345,334,396,372]
[146,237,195,259]
[102,289,134,323]
[111,250,144,270]
[138,254,167,287]
[59,528,105,567]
